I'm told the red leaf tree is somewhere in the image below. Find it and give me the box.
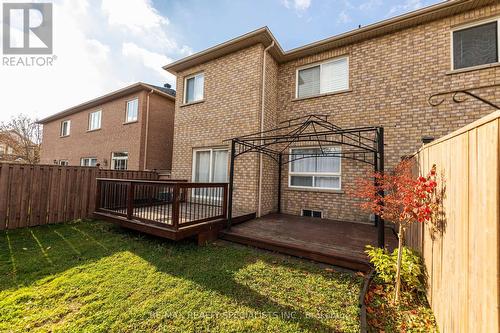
[352,159,437,303]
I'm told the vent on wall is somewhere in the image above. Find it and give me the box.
[302,209,322,218]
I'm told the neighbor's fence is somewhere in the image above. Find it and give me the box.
[0,163,158,230]
[406,111,499,333]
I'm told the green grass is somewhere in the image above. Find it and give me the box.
[0,220,363,332]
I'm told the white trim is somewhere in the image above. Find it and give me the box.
[288,146,342,190]
[60,120,71,137]
[88,109,102,131]
[450,17,500,71]
[295,55,349,99]
[111,152,129,170]
[58,160,69,166]
[125,97,139,123]
[191,147,229,183]
[80,157,97,167]
[183,72,205,104]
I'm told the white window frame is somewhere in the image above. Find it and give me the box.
[111,152,128,170]
[59,160,69,166]
[60,120,71,137]
[191,147,229,183]
[288,146,342,190]
[80,157,97,167]
[295,56,349,99]
[183,72,205,104]
[88,110,102,131]
[125,98,139,123]
[450,17,500,70]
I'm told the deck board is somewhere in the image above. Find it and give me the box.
[220,213,398,271]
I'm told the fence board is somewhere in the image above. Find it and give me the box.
[0,163,158,230]
[406,111,500,333]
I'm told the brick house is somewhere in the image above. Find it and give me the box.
[39,83,176,171]
[164,0,499,223]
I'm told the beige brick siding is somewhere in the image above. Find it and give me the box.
[40,90,175,171]
[171,44,265,214]
[171,3,500,222]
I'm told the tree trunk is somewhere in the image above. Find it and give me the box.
[394,223,404,304]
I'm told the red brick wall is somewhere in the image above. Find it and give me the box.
[40,90,175,171]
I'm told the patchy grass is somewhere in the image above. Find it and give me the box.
[365,278,437,332]
[0,220,362,332]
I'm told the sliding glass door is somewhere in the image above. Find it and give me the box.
[193,148,228,198]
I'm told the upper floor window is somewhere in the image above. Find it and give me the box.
[184,73,204,104]
[80,157,97,167]
[88,110,102,131]
[60,120,70,137]
[289,147,341,190]
[453,20,499,70]
[296,57,349,99]
[59,160,69,166]
[126,98,139,123]
[112,152,128,170]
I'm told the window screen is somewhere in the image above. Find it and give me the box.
[453,21,498,70]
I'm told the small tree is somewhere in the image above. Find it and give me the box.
[0,114,42,164]
[352,160,437,303]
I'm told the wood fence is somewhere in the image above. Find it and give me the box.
[406,110,499,333]
[0,163,158,230]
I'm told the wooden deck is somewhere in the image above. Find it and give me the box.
[220,213,398,271]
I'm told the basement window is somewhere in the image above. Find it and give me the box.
[452,19,499,70]
[302,209,323,218]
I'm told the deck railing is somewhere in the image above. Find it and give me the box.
[95,178,228,229]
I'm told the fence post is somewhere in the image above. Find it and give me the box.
[172,183,180,230]
[127,181,135,220]
[222,184,228,218]
[95,179,102,211]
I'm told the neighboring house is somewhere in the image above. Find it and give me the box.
[164,0,499,222]
[39,83,176,171]
[0,130,38,163]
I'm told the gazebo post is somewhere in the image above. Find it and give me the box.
[277,153,282,213]
[377,127,385,248]
[227,140,236,230]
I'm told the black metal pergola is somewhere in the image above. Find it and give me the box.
[225,115,387,248]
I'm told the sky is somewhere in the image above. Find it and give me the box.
[0,0,442,122]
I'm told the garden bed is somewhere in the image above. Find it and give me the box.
[0,220,363,332]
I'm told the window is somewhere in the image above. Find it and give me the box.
[289,147,341,190]
[88,110,102,130]
[80,157,97,167]
[193,148,228,183]
[59,160,69,166]
[453,20,499,70]
[111,152,128,170]
[0,144,5,154]
[302,209,323,218]
[60,120,70,137]
[184,73,204,104]
[125,98,139,123]
[296,57,349,98]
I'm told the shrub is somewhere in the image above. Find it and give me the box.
[366,245,425,293]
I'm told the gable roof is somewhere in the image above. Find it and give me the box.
[38,82,175,124]
[164,0,495,73]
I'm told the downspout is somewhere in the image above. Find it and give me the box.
[143,89,154,170]
[257,41,275,218]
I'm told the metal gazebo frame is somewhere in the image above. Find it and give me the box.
[225,115,387,248]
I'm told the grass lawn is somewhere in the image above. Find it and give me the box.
[0,220,363,332]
